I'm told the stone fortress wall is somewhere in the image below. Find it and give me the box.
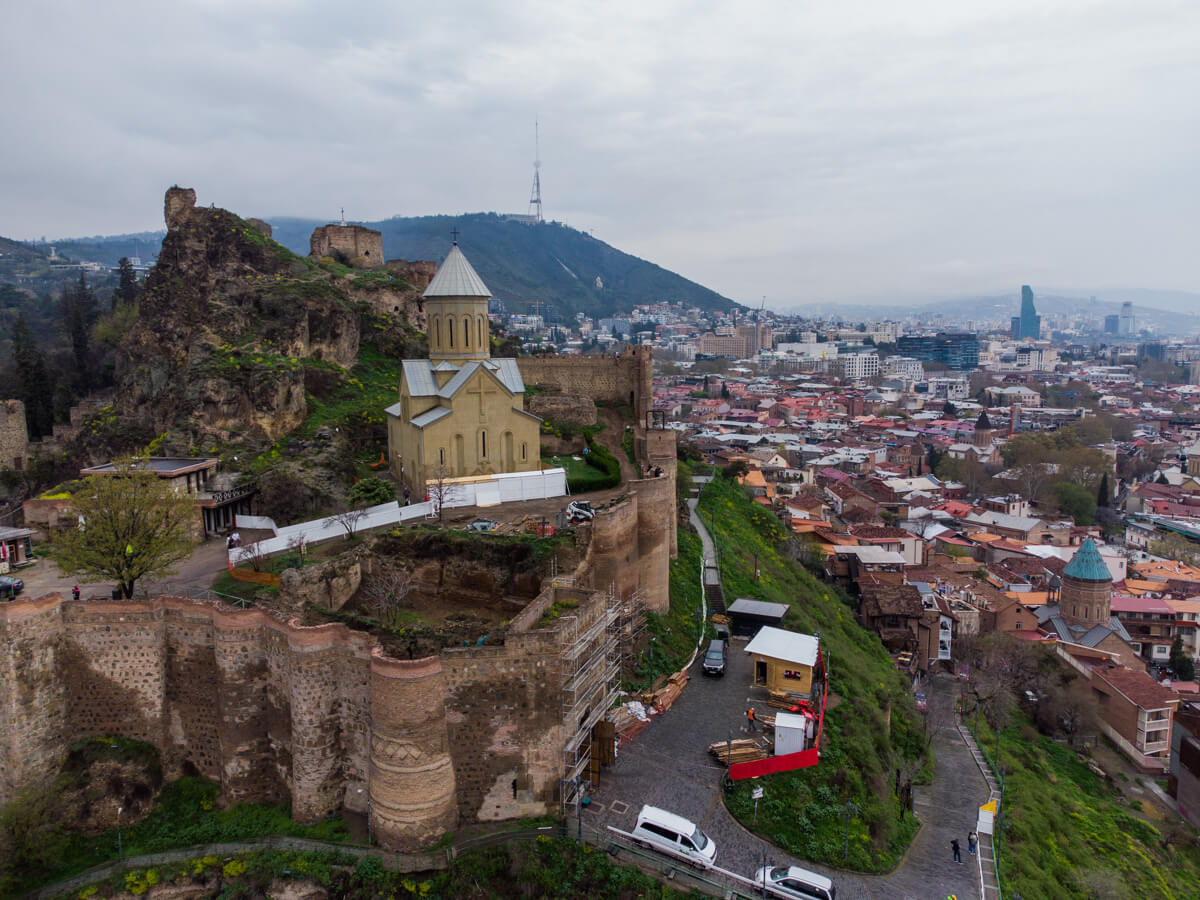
[0,584,616,850]
[517,346,654,425]
[310,225,385,266]
[0,399,28,471]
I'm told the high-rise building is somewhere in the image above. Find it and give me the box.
[1104,314,1120,335]
[1010,285,1041,341]
[1119,302,1135,337]
[896,332,980,371]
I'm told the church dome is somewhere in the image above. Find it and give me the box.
[424,244,491,298]
[1063,538,1111,582]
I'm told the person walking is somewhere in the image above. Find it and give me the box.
[72,585,81,601]
[968,831,977,856]
[746,707,757,732]
[951,838,962,864]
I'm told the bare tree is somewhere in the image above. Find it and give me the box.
[426,465,452,524]
[325,508,368,540]
[361,563,415,632]
[240,540,269,573]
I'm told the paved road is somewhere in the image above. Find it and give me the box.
[585,476,985,899]
[17,538,231,601]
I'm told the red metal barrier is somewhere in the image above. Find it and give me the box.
[729,650,830,781]
[729,747,819,780]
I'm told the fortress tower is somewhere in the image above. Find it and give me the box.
[1059,538,1112,627]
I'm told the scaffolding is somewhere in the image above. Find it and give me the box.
[618,588,648,673]
[559,587,622,807]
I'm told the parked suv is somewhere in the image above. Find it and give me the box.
[631,805,717,869]
[0,575,23,598]
[702,638,726,676]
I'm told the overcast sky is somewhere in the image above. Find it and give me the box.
[3,1,1198,307]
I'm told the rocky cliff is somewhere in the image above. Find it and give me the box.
[115,188,424,444]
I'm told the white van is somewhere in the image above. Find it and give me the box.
[753,864,836,900]
[631,804,718,868]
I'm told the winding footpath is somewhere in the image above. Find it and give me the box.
[583,472,990,899]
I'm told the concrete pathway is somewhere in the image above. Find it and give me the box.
[584,472,987,899]
[959,725,1002,900]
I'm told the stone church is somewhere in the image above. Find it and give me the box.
[386,243,541,495]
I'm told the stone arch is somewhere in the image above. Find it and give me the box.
[503,431,514,470]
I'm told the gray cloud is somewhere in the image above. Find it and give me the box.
[2,0,1197,305]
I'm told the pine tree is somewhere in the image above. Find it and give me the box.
[116,257,140,310]
[13,314,53,437]
[1169,635,1195,682]
[1096,472,1110,507]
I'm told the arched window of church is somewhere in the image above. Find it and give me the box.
[464,318,470,348]
[448,317,455,348]
[481,430,488,458]
[439,447,445,465]
[521,442,527,461]
[435,317,440,347]
[478,316,484,347]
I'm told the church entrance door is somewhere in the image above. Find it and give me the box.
[504,431,514,471]
[454,434,465,475]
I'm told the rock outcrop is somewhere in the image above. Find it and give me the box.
[116,189,364,442]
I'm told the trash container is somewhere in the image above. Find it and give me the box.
[111,588,121,601]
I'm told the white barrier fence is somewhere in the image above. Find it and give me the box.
[229,468,567,565]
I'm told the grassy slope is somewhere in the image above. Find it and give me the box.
[698,475,923,871]
[973,717,1200,900]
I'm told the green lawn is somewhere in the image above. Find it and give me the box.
[973,717,1200,899]
[699,475,924,871]
[1,776,350,898]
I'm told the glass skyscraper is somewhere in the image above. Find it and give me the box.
[1010,285,1041,340]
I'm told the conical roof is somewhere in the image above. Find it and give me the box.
[424,244,491,298]
[1063,538,1111,582]
[975,410,992,431]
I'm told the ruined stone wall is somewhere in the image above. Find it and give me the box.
[526,394,597,428]
[310,225,384,266]
[0,596,376,828]
[0,399,28,471]
[579,497,641,601]
[0,585,610,850]
[518,346,653,424]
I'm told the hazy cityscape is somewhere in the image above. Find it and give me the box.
[2,4,1199,900]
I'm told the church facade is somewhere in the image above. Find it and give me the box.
[386,244,542,495]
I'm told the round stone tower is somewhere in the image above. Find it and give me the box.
[1059,538,1112,627]
[424,243,491,364]
[368,654,458,850]
[973,410,993,447]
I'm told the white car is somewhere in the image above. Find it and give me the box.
[753,865,836,900]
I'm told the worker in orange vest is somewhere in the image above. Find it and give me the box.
[746,707,757,732]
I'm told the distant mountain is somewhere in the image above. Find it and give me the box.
[41,214,738,321]
[268,213,739,320]
[45,232,166,266]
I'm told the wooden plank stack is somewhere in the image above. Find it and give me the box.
[767,689,805,710]
[642,671,689,713]
[708,738,768,766]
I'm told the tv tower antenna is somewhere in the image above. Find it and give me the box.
[528,119,543,223]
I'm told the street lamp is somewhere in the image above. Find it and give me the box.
[116,805,124,871]
[842,801,858,861]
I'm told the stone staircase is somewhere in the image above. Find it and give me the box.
[958,724,1003,900]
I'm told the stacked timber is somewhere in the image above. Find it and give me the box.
[708,739,769,766]
[642,671,689,713]
[767,689,806,710]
